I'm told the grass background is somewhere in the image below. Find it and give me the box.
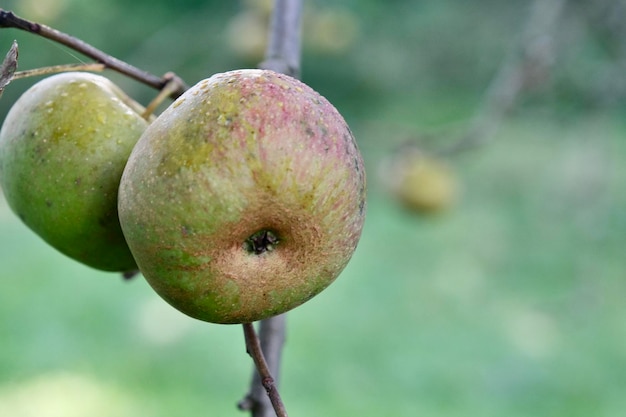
[1,0,625,416]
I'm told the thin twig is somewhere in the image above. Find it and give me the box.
[238,315,287,417]
[13,63,106,79]
[141,72,183,119]
[0,8,188,98]
[242,323,289,417]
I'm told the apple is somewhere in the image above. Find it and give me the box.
[380,146,457,214]
[118,69,366,324]
[0,72,149,272]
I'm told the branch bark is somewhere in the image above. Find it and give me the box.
[238,1,303,417]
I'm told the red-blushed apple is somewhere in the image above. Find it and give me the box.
[118,69,366,324]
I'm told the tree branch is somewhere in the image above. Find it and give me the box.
[260,0,303,78]
[0,8,188,98]
[239,1,303,417]
[240,322,288,417]
[238,315,287,417]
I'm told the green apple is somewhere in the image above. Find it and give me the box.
[118,69,366,324]
[0,72,149,272]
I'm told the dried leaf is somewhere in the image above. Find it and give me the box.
[0,40,18,97]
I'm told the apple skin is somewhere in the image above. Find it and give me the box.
[0,72,149,272]
[118,69,366,324]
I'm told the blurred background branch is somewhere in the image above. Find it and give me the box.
[444,0,568,155]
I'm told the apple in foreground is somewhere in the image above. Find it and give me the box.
[0,72,148,272]
[118,69,366,324]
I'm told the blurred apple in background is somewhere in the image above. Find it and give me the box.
[380,144,459,214]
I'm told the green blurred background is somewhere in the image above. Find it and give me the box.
[1,0,625,416]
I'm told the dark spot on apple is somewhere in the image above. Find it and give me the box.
[245,229,280,255]
[45,199,52,208]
